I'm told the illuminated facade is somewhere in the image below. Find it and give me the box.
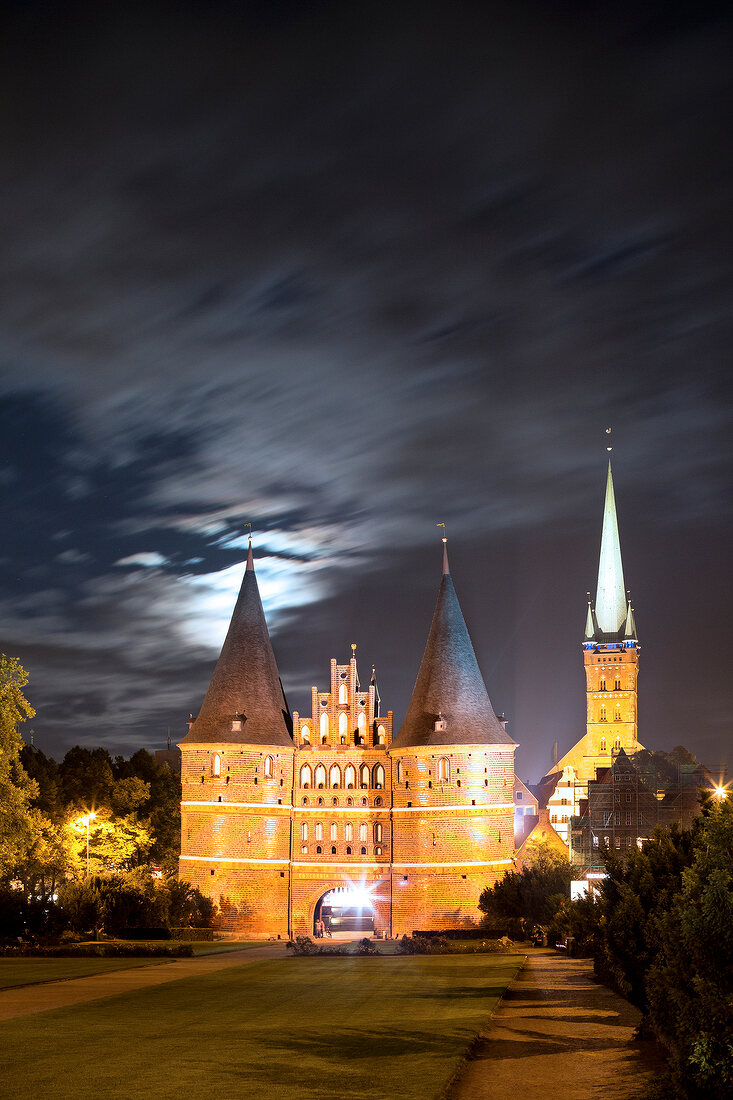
[179,540,516,935]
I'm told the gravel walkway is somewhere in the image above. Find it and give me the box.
[448,951,665,1100]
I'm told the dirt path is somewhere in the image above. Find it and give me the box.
[0,943,289,1021]
[448,951,665,1100]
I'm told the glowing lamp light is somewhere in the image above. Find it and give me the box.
[714,786,727,800]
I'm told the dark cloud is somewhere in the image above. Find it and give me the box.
[0,2,731,779]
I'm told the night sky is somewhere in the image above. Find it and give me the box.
[1,1,731,783]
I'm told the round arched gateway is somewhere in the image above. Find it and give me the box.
[313,885,375,937]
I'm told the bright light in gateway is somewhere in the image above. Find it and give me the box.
[321,880,375,910]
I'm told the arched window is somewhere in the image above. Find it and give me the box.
[264,755,273,778]
[332,797,339,806]
[331,846,337,855]
[599,705,607,722]
[330,822,338,841]
[212,754,221,777]
[599,678,606,691]
[361,797,367,806]
[301,844,308,854]
[360,764,370,789]
[375,796,382,806]
[329,764,341,789]
[357,712,366,736]
[360,847,366,855]
[437,757,450,782]
[396,760,404,784]
[302,797,309,805]
[316,845,322,854]
[614,678,621,690]
[300,764,312,789]
[375,846,382,856]
[320,712,329,742]
[614,706,622,722]
[346,846,352,855]
[345,764,356,789]
[315,764,326,789]
[346,797,353,806]
[359,823,367,842]
[373,764,385,789]
[338,712,348,739]
[373,822,382,843]
[338,683,348,704]
[600,736,607,753]
[301,822,308,841]
[377,724,386,744]
[345,822,353,842]
[300,725,310,743]
[315,822,323,841]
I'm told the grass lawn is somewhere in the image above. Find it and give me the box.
[0,953,522,1100]
[0,956,173,990]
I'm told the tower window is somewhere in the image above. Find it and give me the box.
[599,705,607,722]
[301,844,308,854]
[373,763,385,789]
[346,846,352,855]
[373,822,383,843]
[300,764,312,788]
[212,754,221,777]
[360,764,370,789]
[359,823,368,842]
[437,757,450,783]
[330,823,338,841]
[264,755,274,778]
[301,725,310,743]
[360,847,366,855]
[614,678,621,690]
[377,724,386,744]
[316,846,322,854]
[599,679,606,691]
[396,760,404,784]
[345,764,356,789]
[338,683,348,704]
[600,737,607,753]
[320,712,329,741]
[301,823,308,841]
[315,764,326,789]
[315,823,323,841]
[345,822,353,842]
[331,846,337,855]
[339,712,348,739]
[329,764,341,789]
[614,707,622,722]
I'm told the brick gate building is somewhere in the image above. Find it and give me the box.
[179,539,516,935]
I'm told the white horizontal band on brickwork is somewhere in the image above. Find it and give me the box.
[391,802,515,812]
[392,859,515,868]
[181,855,290,865]
[181,801,294,810]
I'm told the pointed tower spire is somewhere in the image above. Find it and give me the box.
[623,598,637,640]
[392,544,514,748]
[595,460,627,635]
[584,593,595,640]
[370,664,381,718]
[182,544,292,747]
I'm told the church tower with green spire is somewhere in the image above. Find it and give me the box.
[555,459,643,788]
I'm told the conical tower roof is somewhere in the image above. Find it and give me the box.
[181,542,293,747]
[595,460,627,634]
[392,542,514,749]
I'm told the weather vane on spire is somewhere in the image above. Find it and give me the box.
[606,427,612,453]
[436,521,447,543]
[244,521,252,543]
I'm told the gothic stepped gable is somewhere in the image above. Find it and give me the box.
[181,541,293,747]
[392,543,514,749]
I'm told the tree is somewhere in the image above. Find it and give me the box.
[69,810,153,874]
[596,821,695,1009]
[0,655,38,877]
[645,801,733,1098]
[479,842,574,927]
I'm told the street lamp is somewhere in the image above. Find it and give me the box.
[73,813,97,875]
